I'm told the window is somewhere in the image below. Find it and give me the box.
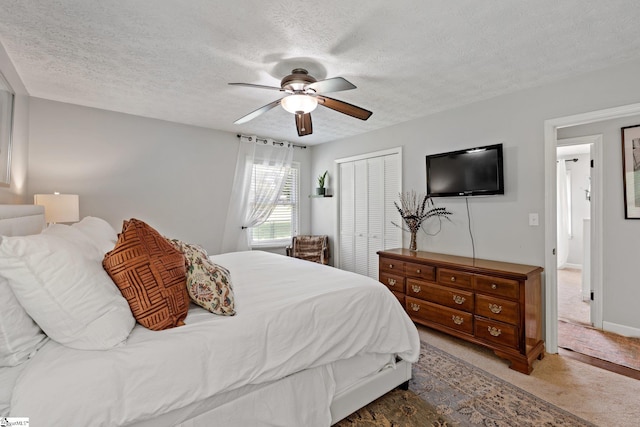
[250,162,299,247]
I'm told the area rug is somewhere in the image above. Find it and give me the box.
[338,341,596,426]
[335,388,454,426]
[410,341,596,427]
[558,319,640,371]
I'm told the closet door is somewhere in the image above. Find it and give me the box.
[367,157,384,279]
[353,159,369,277]
[383,154,402,251]
[338,150,402,279]
[339,162,355,272]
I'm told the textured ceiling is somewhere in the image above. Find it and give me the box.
[1,1,640,145]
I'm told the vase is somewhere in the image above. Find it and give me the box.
[409,230,417,251]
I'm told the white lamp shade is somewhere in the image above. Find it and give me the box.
[34,194,80,224]
[281,94,318,114]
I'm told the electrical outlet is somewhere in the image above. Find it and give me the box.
[529,213,539,226]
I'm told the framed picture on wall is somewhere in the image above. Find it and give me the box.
[0,70,14,186]
[621,124,640,219]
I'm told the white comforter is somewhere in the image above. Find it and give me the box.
[10,251,420,426]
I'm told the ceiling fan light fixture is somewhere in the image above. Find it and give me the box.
[281,94,318,114]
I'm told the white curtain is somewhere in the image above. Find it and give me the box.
[556,160,569,269]
[221,135,293,252]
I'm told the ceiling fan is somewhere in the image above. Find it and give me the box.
[229,68,372,137]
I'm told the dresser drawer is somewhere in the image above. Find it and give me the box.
[379,257,403,274]
[392,291,405,306]
[437,268,473,290]
[406,279,474,312]
[406,297,473,335]
[475,294,519,325]
[475,275,519,299]
[404,262,435,281]
[475,317,519,349]
[379,271,405,293]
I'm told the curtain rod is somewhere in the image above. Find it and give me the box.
[236,134,307,149]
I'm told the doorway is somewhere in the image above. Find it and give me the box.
[556,140,594,356]
[544,103,640,376]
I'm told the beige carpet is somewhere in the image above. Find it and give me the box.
[418,325,640,426]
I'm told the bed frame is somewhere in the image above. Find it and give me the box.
[0,204,412,425]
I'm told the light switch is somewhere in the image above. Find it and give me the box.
[529,213,539,226]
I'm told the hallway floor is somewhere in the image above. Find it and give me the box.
[557,268,590,325]
[558,268,640,378]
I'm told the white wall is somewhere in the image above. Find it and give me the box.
[27,98,311,254]
[311,59,640,332]
[0,41,29,203]
[558,114,640,331]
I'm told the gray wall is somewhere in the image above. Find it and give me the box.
[558,114,640,332]
[310,59,640,332]
[0,40,29,203]
[27,98,311,254]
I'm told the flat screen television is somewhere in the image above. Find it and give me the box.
[426,143,504,197]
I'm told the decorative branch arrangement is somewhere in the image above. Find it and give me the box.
[392,191,452,251]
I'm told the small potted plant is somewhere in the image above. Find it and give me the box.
[316,170,328,196]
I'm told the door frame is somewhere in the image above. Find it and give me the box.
[544,102,640,353]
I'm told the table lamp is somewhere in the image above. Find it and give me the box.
[34,193,80,225]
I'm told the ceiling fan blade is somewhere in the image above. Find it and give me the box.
[233,99,281,124]
[306,77,356,94]
[295,113,313,136]
[228,83,284,91]
[316,95,372,120]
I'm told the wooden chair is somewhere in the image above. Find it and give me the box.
[286,235,330,265]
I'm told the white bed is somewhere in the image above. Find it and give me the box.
[0,205,420,426]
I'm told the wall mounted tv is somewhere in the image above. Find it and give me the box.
[426,143,504,197]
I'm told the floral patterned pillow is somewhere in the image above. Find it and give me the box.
[167,239,236,316]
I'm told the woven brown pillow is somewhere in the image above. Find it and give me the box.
[103,219,189,331]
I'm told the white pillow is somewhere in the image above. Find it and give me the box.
[72,216,118,255]
[42,223,103,262]
[0,232,135,350]
[0,276,48,367]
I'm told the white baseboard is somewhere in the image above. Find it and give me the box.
[603,321,640,338]
[561,263,582,270]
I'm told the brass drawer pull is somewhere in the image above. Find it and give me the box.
[387,278,396,287]
[450,276,456,282]
[410,303,420,312]
[491,283,497,289]
[389,264,394,269]
[411,284,421,293]
[452,295,466,305]
[488,326,502,337]
[489,303,502,314]
[416,269,421,274]
[452,315,464,325]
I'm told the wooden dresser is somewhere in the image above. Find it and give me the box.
[378,248,544,374]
